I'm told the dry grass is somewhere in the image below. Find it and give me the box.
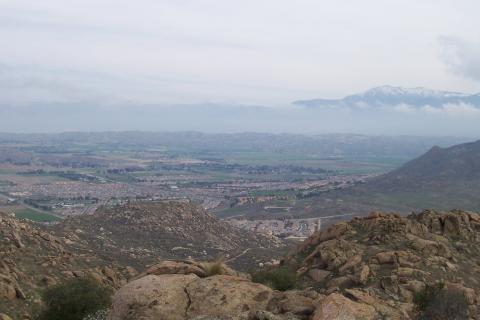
[202,261,224,277]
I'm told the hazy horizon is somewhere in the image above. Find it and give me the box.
[1,1,480,135]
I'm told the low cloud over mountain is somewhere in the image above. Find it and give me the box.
[2,85,480,136]
[293,85,480,112]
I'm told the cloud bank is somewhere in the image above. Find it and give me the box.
[1,0,480,106]
[439,36,480,82]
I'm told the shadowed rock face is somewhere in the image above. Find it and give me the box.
[53,201,284,269]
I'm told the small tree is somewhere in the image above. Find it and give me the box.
[415,283,469,320]
[35,277,112,320]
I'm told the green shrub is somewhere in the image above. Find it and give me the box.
[414,282,444,312]
[415,283,469,320]
[251,266,297,291]
[35,277,112,320]
[203,261,224,277]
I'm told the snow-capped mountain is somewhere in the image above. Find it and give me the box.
[293,85,480,109]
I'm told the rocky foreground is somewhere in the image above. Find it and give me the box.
[108,209,480,319]
[0,201,283,319]
[2,208,480,319]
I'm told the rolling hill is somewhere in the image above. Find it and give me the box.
[313,139,480,215]
[52,201,284,269]
[368,140,480,191]
[242,139,480,219]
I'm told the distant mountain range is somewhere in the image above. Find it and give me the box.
[2,85,480,135]
[294,85,480,109]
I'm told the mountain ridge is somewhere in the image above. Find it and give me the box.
[294,85,480,109]
[279,139,480,218]
[368,139,480,191]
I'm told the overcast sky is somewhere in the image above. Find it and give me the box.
[1,0,479,107]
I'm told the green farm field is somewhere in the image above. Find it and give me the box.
[0,206,62,222]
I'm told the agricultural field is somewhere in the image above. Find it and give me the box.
[0,206,62,222]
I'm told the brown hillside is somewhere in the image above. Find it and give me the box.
[0,211,131,318]
[53,201,284,269]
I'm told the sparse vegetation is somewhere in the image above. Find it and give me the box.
[251,266,297,291]
[294,244,316,264]
[414,282,445,312]
[13,207,62,222]
[414,283,469,320]
[203,261,224,277]
[35,277,112,320]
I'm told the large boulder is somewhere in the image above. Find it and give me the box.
[108,274,199,320]
[186,275,273,318]
[108,274,275,320]
[312,293,377,320]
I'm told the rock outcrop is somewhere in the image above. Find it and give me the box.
[288,209,480,319]
[312,293,376,320]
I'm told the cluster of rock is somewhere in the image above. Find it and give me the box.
[0,211,131,319]
[109,259,408,320]
[108,209,480,319]
[53,202,284,269]
[4,206,480,319]
[289,209,480,319]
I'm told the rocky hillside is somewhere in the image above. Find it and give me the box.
[4,208,480,319]
[0,201,283,319]
[0,211,133,319]
[287,209,480,319]
[98,209,480,319]
[53,201,284,270]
